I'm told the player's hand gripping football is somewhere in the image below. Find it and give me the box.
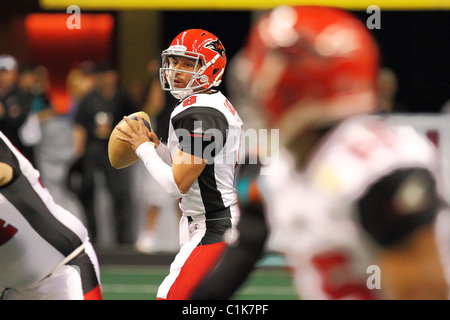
[115,116,159,151]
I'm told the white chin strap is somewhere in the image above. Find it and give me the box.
[170,89,194,100]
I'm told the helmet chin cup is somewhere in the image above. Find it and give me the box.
[170,89,194,100]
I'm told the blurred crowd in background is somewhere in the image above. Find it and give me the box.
[0,53,181,251]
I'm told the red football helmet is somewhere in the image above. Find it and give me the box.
[160,29,227,99]
[242,6,380,131]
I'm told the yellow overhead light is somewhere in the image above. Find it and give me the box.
[40,0,450,10]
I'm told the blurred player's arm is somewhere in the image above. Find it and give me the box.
[379,224,447,300]
[190,160,268,300]
[0,162,14,187]
[358,168,449,299]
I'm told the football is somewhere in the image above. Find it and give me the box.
[108,111,152,169]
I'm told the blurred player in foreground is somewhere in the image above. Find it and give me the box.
[191,6,450,300]
[0,131,102,300]
[116,29,243,299]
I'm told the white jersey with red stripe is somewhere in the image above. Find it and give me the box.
[0,131,89,289]
[263,115,449,299]
[167,90,243,220]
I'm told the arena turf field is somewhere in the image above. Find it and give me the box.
[97,249,297,300]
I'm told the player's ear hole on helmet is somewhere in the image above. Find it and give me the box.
[213,68,220,76]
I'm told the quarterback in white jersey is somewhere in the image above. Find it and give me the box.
[0,131,102,300]
[116,29,243,300]
[190,6,450,300]
[166,91,242,219]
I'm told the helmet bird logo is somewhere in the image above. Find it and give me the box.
[204,39,226,60]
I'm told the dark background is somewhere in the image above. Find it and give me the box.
[1,0,449,113]
[161,10,450,113]
[351,10,450,113]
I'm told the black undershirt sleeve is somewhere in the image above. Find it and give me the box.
[358,167,439,248]
[189,159,268,300]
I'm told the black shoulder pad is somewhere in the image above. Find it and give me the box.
[358,168,439,248]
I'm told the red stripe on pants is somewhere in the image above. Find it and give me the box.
[84,284,103,300]
[164,242,226,300]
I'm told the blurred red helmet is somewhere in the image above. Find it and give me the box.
[243,6,379,128]
[160,29,227,99]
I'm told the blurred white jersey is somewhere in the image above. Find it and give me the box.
[0,132,89,289]
[263,115,449,299]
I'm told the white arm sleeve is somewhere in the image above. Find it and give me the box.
[136,142,182,199]
[155,142,172,165]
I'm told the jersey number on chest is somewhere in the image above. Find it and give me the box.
[0,219,18,246]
